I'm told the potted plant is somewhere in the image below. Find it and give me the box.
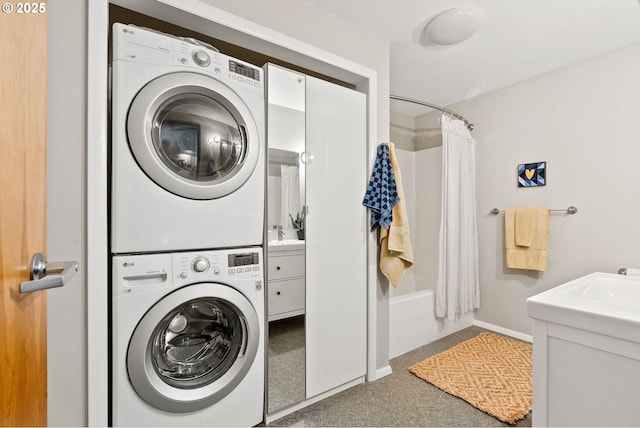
[289,211,305,240]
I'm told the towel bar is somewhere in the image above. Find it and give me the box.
[490,206,578,215]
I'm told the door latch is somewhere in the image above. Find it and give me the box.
[19,252,79,293]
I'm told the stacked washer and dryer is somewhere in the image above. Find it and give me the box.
[110,23,265,427]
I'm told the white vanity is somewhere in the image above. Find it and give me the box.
[267,241,305,321]
[527,272,640,427]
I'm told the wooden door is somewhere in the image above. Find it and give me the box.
[0,3,48,426]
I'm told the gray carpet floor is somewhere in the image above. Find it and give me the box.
[267,326,532,427]
[268,316,306,413]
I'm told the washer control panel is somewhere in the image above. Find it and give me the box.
[112,248,263,297]
[191,49,211,67]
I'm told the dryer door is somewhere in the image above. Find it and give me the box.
[127,282,260,413]
[127,72,261,200]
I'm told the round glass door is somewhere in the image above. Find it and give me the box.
[150,297,243,389]
[127,72,261,200]
[127,283,260,413]
[153,94,247,184]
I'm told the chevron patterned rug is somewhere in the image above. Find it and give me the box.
[408,332,532,424]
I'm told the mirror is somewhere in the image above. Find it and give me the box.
[265,64,307,413]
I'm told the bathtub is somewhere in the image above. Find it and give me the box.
[389,289,473,358]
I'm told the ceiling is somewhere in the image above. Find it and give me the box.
[303,0,640,117]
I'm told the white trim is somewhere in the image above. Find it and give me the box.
[473,320,533,343]
[357,78,381,384]
[531,320,548,426]
[375,365,393,380]
[264,377,364,424]
[87,0,110,426]
[159,0,373,79]
[110,0,372,86]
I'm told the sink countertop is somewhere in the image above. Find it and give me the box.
[527,272,640,343]
[267,240,305,252]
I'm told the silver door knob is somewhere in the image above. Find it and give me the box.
[19,252,79,293]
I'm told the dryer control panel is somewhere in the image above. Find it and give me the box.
[112,23,263,95]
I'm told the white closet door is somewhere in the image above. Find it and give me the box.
[305,76,367,398]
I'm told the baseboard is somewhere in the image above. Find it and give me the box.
[371,365,392,381]
[265,376,364,424]
[473,320,532,343]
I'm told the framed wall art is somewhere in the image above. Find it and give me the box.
[518,161,546,187]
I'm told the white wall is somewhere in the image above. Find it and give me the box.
[389,148,416,294]
[387,146,443,299]
[195,0,387,84]
[47,0,87,426]
[447,42,640,334]
[412,147,442,297]
[389,112,416,296]
[389,111,443,299]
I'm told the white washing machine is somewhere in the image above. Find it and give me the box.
[111,23,265,254]
[111,247,264,426]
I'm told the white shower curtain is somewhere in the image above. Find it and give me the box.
[435,115,480,319]
[280,164,301,228]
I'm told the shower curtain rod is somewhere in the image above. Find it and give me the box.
[390,95,474,131]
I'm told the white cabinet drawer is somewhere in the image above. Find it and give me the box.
[268,278,305,321]
[268,254,305,280]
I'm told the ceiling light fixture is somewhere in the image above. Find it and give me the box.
[420,6,485,46]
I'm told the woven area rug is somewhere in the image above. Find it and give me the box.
[408,332,532,424]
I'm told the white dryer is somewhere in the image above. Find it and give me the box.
[111,247,264,426]
[111,23,265,254]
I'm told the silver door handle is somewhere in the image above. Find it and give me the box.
[19,252,79,293]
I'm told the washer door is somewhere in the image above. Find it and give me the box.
[127,283,260,413]
[127,72,260,200]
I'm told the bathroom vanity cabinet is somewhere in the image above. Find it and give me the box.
[528,273,640,427]
[530,319,640,426]
[267,244,305,321]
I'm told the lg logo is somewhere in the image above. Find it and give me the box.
[122,262,135,267]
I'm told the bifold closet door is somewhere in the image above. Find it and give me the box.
[305,76,367,398]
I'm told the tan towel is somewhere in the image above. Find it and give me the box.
[505,207,550,271]
[515,206,536,247]
[379,142,414,286]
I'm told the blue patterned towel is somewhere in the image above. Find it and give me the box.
[362,144,399,231]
